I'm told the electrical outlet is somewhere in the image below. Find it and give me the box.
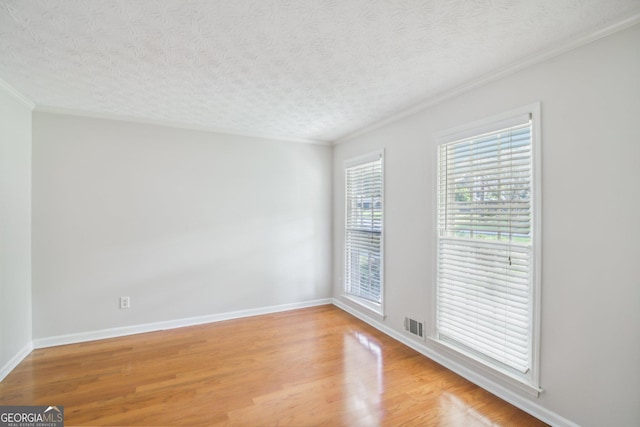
[119,296,130,309]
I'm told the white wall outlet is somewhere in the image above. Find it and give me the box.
[119,296,130,309]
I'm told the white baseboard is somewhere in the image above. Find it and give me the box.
[33,298,332,349]
[0,341,34,382]
[331,298,580,427]
[3,297,578,427]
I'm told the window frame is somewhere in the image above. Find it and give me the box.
[430,104,542,394]
[343,150,385,316]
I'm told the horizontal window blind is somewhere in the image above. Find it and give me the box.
[345,154,383,304]
[436,118,533,375]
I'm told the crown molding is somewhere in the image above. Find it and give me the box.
[33,105,332,146]
[334,12,640,145]
[8,11,639,146]
[0,77,35,109]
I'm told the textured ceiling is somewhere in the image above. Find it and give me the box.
[0,1,639,143]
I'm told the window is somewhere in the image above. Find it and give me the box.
[344,151,384,312]
[434,105,540,389]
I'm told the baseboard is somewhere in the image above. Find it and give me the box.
[331,298,580,427]
[0,341,34,382]
[33,298,332,349]
[5,297,577,427]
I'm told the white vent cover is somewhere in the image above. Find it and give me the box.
[404,317,424,339]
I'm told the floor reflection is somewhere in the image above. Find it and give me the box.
[342,331,383,426]
[438,391,496,426]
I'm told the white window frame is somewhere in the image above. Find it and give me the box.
[344,150,385,316]
[431,103,542,394]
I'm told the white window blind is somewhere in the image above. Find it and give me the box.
[345,153,383,305]
[436,115,536,378]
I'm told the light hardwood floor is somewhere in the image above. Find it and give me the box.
[0,305,547,426]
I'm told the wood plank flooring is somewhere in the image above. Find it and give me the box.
[0,305,547,426]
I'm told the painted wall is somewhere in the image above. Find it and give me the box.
[332,25,640,427]
[0,85,32,378]
[32,113,332,340]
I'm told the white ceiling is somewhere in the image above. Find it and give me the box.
[0,1,639,143]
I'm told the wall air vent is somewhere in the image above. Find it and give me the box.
[404,317,424,339]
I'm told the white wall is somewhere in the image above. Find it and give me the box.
[333,24,640,427]
[32,113,332,340]
[0,85,32,379]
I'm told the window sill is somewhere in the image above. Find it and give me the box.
[428,336,543,397]
[341,294,385,321]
